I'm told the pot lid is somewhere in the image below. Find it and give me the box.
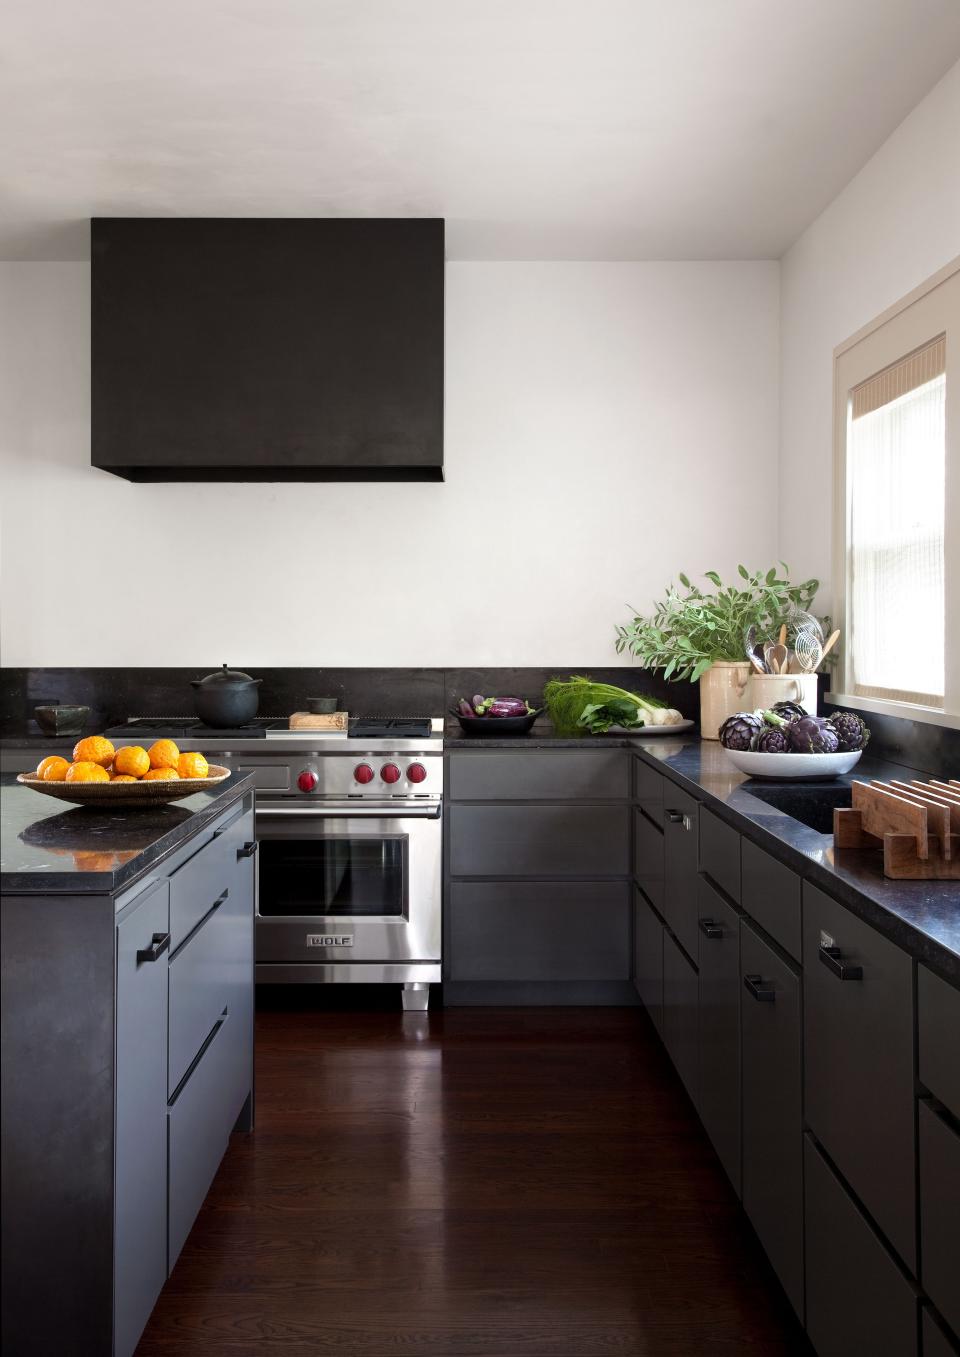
[193,663,261,687]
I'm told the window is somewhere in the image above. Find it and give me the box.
[833,260,959,726]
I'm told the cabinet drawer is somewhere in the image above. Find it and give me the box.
[920,1100,960,1338]
[699,809,740,903]
[697,878,741,1196]
[741,920,803,1317]
[169,881,253,1094]
[634,887,664,1033]
[663,789,700,961]
[803,883,916,1270]
[919,966,960,1120]
[922,1309,956,1357]
[448,752,629,801]
[168,807,253,950]
[633,757,664,824]
[662,929,698,1108]
[633,808,664,912]
[805,1134,918,1357]
[741,839,801,963]
[447,882,630,982]
[168,1004,250,1270]
[448,805,629,877]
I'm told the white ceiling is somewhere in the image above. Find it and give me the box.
[3,0,959,261]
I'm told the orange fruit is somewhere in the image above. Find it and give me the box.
[72,850,118,872]
[148,739,180,771]
[110,773,138,783]
[72,735,115,768]
[37,755,70,781]
[65,761,110,783]
[113,745,150,778]
[142,767,180,781]
[177,751,209,779]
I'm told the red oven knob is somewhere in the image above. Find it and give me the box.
[297,769,319,793]
[354,763,375,784]
[380,763,401,784]
[407,762,427,783]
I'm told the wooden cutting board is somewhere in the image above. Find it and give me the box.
[289,711,349,731]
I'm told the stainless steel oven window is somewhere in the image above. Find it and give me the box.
[256,833,408,918]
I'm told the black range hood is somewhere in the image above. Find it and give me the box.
[91,218,444,482]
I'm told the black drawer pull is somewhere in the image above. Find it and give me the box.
[744,973,775,1002]
[819,944,862,981]
[136,932,170,965]
[665,810,692,829]
[238,841,258,859]
[699,918,723,939]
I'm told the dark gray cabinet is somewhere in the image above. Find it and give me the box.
[633,756,665,825]
[918,964,960,1120]
[633,807,665,912]
[633,887,664,1033]
[448,804,629,877]
[922,1309,957,1357]
[697,878,741,1195]
[803,883,916,1271]
[919,1100,960,1340]
[662,928,699,1107]
[662,788,700,961]
[741,839,801,963]
[114,880,170,1357]
[699,808,740,903]
[448,751,629,801]
[741,920,803,1318]
[805,1134,918,1357]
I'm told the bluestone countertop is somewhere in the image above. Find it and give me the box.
[0,770,254,895]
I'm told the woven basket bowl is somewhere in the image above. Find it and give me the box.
[16,765,231,808]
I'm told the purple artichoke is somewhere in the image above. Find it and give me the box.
[718,711,764,751]
[787,715,840,754]
[756,726,790,754]
[770,700,807,721]
[828,710,871,752]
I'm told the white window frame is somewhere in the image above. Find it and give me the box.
[831,256,959,731]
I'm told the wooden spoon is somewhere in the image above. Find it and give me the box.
[819,629,841,665]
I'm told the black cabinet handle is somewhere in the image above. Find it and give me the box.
[744,973,775,1002]
[665,810,692,829]
[699,918,723,939]
[819,944,863,981]
[136,932,170,965]
[238,841,258,859]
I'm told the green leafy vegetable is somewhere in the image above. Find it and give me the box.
[543,676,666,736]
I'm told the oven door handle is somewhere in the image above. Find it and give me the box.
[256,804,442,820]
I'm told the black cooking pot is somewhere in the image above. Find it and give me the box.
[191,664,262,728]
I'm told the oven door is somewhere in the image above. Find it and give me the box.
[254,801,441,964]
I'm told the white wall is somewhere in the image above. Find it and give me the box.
[779,60,960,609]
[0,260,779,667]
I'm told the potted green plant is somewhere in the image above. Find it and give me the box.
[614,566,819,738]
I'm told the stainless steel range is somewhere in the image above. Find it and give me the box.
[105,716,443,1009]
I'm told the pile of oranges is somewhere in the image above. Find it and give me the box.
[36,737,210,785]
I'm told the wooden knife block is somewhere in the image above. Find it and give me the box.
[833,779,960,880]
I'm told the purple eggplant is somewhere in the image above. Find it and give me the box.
[457,699,474,718]
[487,698,529,718]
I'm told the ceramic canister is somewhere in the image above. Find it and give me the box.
[747,672,818,715]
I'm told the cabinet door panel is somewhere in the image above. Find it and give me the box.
[805,1134,918,1357]
[699,809,740,904]
[634,887,664,1033]
[741,921,803,1317]
[922,1309,956,1357]
[633,757,664,825]
[918,965,960,1120]
[633,808,664,912]
[919,1100,960,1339]
[448,882,630,982]
[448,752,629,801]
[449,805,629,877]
[169,807,250,949]
[803,883,916,1270]
[741,839,801,963]
[115,881,170,1357]
[662,929,698,1108]
[697,879,741,1195]
[662,790,699,961]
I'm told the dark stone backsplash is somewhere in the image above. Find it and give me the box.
[0,665,699,735]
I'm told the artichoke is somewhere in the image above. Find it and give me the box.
[787,715,840,754]
[756,726,790,754]
[828,710,871,752]
[718,711,764,750]
[770,700,807,721]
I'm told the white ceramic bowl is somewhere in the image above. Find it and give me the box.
[722,748,862,780]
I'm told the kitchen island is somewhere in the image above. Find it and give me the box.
[1,771,256,1357]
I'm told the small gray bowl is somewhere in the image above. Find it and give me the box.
[34,704,91,736]
[306,697,339,714]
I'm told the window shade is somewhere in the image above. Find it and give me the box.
[851,335,945,419]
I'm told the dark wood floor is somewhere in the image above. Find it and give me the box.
[137,1001,810,1356]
